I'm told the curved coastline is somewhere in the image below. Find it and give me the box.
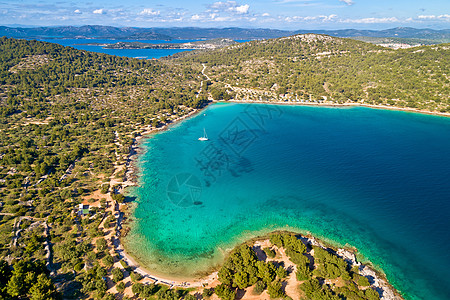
[226,99,450,118]
[116,100,448,297]
[119,224,403,299]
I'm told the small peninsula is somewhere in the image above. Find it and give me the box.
[210,231,401,300]
[80,38,238,50]
[118,230,402,300]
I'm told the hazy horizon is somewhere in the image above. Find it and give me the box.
[1,0,449,30]
[1,24,450,31]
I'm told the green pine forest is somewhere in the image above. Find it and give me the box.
[176,34,449,111]
[0,34,448,299]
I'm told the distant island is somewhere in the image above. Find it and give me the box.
[79,38,238,50]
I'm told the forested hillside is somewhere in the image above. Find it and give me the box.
[0,37,204,299]
[0,36,204,196]
[177,34,450,112]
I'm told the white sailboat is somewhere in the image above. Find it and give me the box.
[198,128,209,141]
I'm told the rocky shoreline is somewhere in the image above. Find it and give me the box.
[116,226,404,299]
[303,235,403,300]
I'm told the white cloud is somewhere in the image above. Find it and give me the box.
[235,4,250,14]
[10,0,450,28]
[209,1,250,15]
[210,1,230,10]
[285,14,337,22]
[110,8,124,13]
[339,0,354,5]
[342,17,399,23]
[418,15,436,20]
[210,1,229,11]
[214,16,232,21]
[139,8,160,16]
[321,14,337,21]
[93,9,105,14]
[418,14,450,21]
[277,14,448,25]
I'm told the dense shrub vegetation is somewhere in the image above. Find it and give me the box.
[0,260,56,299]
[0,37,205,299]
[212,232,382,300]
[178,34,450,112]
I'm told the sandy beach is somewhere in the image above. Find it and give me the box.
[227,99,450,118]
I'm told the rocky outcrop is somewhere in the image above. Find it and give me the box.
[302,236,402,300]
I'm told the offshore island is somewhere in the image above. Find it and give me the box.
[0,32,449,300]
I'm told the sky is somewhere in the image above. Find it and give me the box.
[0,0,449,30]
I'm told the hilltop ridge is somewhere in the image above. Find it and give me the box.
[176,34,450,113]
[1,25,450,42]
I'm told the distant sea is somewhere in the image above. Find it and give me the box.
[36,38,199,59]
[125,103,450,300]
[36,38,248,59]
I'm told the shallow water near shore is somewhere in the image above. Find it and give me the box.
[125,103,450,299]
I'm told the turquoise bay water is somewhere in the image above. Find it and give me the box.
[126,103,450,299]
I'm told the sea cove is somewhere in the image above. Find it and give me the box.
[125,103,450,300]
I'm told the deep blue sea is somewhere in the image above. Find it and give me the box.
[125,103,450,299]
